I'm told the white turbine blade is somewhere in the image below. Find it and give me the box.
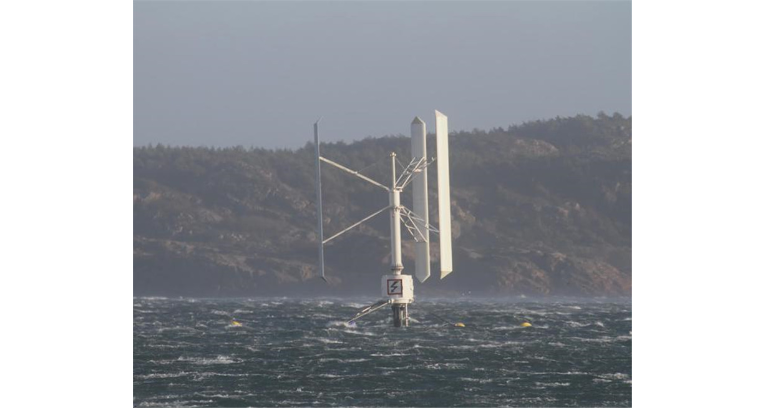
[314,120,326,282]
[411,117,430,283]
[435,110,453,278]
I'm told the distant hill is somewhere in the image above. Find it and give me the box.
[134,113,631,297]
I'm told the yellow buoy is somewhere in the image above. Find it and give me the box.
[454,323,465,328]
[521,322,532,327]
[231,321,242,326]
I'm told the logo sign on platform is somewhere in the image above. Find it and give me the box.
[387,279,403,296]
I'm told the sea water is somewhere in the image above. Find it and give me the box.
[134,298,631,407]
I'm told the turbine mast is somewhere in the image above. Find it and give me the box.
[389,152,403,275]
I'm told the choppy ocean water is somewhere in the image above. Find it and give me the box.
[134,298,631,407]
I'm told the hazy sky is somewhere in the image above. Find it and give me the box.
[134,1,631,149]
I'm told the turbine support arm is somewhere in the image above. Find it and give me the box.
[399,205,440,242]
[323,205,391,244]
[319,156,390,192]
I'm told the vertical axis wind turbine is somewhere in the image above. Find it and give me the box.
[313,111,453,327]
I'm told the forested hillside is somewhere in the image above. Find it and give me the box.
[134,113,631,297]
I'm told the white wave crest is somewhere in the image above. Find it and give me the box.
[177,355,241,365]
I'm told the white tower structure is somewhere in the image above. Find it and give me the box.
[313,111,453,327]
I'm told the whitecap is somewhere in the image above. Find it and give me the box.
[147,359,178,366]
[340,329,376,337]
[317,373,343,378]
[421,362,467,370]
[598,372,630,381]
[460,377,494,383]
[326,320,354,328]
[535,382,570,387]
[177,355,241,365]
[370,352,409,357]
[134,371,195,380]
[411,344,439,349]
[491,326,523,331]
[318,358,369,363]
[156,325,196,332]
[571,336,617,343]
[315,338,343,344]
